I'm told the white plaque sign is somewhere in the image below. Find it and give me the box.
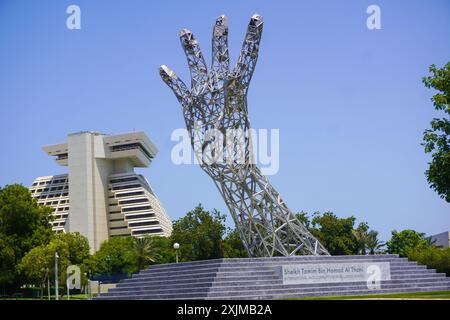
[281,262,391,285]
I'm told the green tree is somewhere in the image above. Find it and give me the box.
[0,184,53,255]
[309,212,357,255]
[352,222,370,255]
[0,235,15,289]
[365,230,385,255]
[295,211,311,229]
[421,233,437,247]
[133,236,159,270]
[54,232,91,289]
[91,237,137,275]
[223,229,248,258]
[170,204,226,261]
[18,245,50,288]
[55,232,90,265]
[18,232,91,293]
[422,62,450,202]
[386,229,428,257]
[149,236,176,264]
[0,184,54,292]
[297,211,382,256]
[18,238,70,288]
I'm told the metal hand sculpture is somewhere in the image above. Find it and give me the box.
[160,14,329,257]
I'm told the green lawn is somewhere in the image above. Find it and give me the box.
[285,290,450,300]
[3,291,450,300]
[0,294,90,300]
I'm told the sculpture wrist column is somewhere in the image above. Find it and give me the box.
[207,163,329,257]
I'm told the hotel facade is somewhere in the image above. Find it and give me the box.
[29,131,172,252]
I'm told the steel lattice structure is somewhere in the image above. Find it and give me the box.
[159,14,329,257]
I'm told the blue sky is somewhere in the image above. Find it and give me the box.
[0,0,449,241]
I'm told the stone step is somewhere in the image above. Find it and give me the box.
[133,265,427,281]
[210,285,450,300]
[144,255,404,270]
[94,255,450,300]
[122,274,281,285]
[97,283,450,300]
[224,254,400,261]
[108,278,450,296]
[104,287,210,296]
[139,262,423,276]
[98,284,450,300]
[207,281,450,296]
[118,273,447,288]
[116,279,282,290]
[129,270,276,281]
[116,270,447,288]
[143,257,408,272]
[391,272,446,279]
[209,277,450,288]
[119,269,444,288]
[109,274,450,292]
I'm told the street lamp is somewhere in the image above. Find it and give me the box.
[173,243,180,263]
[86,270,92,300]
[46,267,50,300]
[106,255,111,276]
[54,252,59,300]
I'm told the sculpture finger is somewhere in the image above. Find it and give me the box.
[180,29,209,93]
[211,14,229,89]
[159,65,192,110]
[233,14,263,91]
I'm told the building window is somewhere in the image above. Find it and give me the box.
[129,221,159,228]
[116,191,145,198]
[112,184,141,191]
[110,177,138,184]
[122,205,152,212]
[132,228,163,235]
[56,153,68,161]
[125,213,155,220]
[119,198,149,206]
[110,143,153,160]
[110,226,129,230]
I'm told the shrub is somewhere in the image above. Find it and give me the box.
[407,246,450,276]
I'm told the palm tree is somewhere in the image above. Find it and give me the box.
[425,236,437,246]
[133,236,160,270]
[352,228,369,255]
[366,231,385,255]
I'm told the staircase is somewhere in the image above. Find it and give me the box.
[94,254,450,299]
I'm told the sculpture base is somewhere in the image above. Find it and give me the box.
[95,254,450,299]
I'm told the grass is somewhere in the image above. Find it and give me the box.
[285,290,450,300]
[0,294,90,300]
[3,291,450,301]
